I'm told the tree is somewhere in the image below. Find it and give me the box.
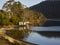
[1,0,47,26]
[10,15,20,25]
[2,0,14,11]
[2,0,24,21]
[11,1,23,20]
[23,8,47,26]
[0,10,10,26]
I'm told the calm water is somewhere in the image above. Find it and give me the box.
[30,26,60,31]
[23,26,60,45]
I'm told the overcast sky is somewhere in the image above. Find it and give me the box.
[0,0,45,9]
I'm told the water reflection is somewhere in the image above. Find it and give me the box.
[6,30,30,40]
[5,28,60,45]
[37,31,60,38]
[23,31,60,45]
[30,26,60,31]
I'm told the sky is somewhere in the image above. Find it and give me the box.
[0,0,45,9]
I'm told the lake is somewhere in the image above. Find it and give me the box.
[22,26,60,45]
[30,26,60,31]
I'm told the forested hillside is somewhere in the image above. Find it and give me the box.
[0,0,46,26]
[30,1,60,19]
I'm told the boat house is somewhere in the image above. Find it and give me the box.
[19,22,30,30]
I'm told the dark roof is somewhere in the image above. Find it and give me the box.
[30,1,60,19]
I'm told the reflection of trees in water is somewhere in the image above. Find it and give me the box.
[6,30,29,40]
[37,31,60,38]
[22,29,30,38]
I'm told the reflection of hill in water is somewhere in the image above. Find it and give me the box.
[44,21,60,26]
[37,31,60,37]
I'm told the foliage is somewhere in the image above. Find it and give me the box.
[6,30,28,39]
[0,0,46,26]
[23,8,47,26]
[10,15,20,25]
[0,10,10,26]
[1,0,24,26]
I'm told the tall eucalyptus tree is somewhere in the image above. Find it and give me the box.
[2,0,14,11]
[2,0,24,19]
[2,0,15,18]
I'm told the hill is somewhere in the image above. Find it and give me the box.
[30,1,60,19]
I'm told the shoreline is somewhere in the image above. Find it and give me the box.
[0,26,37,45]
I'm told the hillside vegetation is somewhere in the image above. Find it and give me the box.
[0,0,46,26]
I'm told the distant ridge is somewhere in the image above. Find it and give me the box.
[30,1,60,19]
[30,1,60,26]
